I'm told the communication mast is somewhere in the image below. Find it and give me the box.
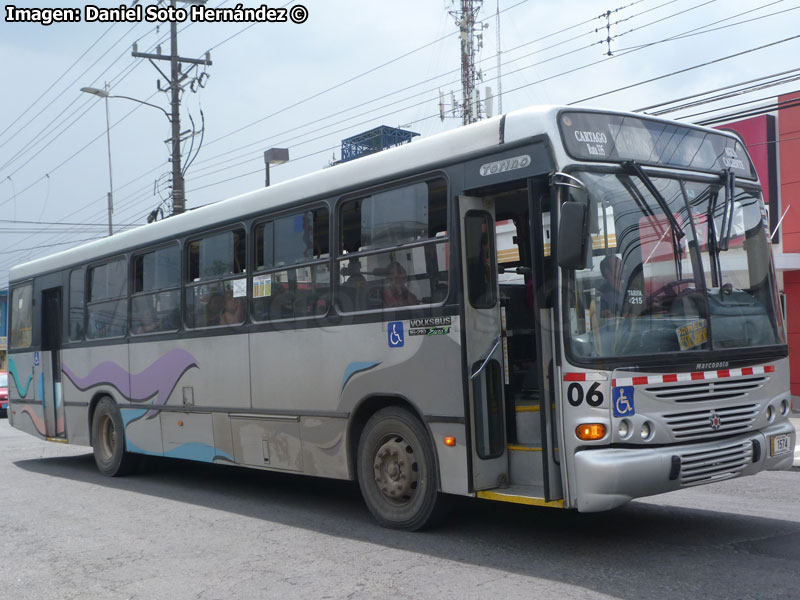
[441,0,487,125]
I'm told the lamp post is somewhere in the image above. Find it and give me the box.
[264,147,289,187]
[81,84,114,236]
[81,86,173,229]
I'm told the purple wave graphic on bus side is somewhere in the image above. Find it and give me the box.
[62,349,198,419]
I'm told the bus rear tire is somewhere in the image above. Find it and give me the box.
[92,398,139,477]
[357,406,443,530]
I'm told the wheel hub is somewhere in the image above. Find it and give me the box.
[373,436,418,504]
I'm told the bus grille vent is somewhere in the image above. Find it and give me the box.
[679,441,753,487]
[645,376,765,403]
[664,404,758,441]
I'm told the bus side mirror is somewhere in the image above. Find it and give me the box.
[557,202,589,270]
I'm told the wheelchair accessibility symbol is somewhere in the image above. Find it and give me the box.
[612,386,635,417]
[388,321,404,348]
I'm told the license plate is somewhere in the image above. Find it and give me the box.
[770,433,792,457]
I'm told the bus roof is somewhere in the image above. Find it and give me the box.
[8,104,744,283]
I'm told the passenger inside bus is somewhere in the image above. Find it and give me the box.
[135,307,159,334]
[205,292,224,326]
[221,293,245,325]
[341,258,368,311]
[382,261,419,307]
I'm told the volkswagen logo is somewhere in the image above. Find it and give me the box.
[709,411,722,431]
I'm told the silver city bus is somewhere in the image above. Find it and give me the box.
[7,106,794,529]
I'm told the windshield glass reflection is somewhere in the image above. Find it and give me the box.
[564,171,785,360]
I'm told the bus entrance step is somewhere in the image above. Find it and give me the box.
[507,444,545,486]
[514,403,541,445]
[476,485,564,508]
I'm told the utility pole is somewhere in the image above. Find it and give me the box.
[132,0,211,215]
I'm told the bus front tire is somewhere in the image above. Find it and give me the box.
[357,407,443,530]
[91,398,139,477]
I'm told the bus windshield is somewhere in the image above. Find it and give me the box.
[564,169,786,360]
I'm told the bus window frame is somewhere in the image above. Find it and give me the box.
[86,255,129,341]
[334,175,451,316]
[250,202,332,324]
[184,224,248,330]
[130,240,182,337]
[9,280,34,350]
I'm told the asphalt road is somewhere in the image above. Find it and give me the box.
[1,419,798,600]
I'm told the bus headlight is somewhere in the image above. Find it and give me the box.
[618,419,631,439]
[640,421,652,440]
[780,399,790,416]
[766,405,775,423]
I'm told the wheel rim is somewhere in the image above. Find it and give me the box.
[372,434,419,505]
[97,414,116,462]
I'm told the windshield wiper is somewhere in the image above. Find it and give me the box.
[623,161,685,241]
[719,168,736,251]
[623,160,686,279]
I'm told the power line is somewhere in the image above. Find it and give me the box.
[568,34,800,105]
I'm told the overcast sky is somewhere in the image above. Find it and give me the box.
[1,0,799,288]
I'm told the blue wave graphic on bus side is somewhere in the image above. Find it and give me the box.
[8,357,33,398]
[341,361,381,392]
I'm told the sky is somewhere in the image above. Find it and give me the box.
[1,0,799,288]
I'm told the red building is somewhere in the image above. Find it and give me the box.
[716,91,800,403]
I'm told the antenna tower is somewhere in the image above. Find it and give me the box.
[446,0,486,125]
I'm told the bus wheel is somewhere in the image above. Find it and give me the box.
[92,398,139,477]
[357,407,442,530]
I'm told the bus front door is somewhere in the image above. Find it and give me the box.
[41,287,66,439]
[459,196,508,490]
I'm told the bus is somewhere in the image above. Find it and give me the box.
[6,106,795,530]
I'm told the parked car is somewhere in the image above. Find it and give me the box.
[0,371,8,416]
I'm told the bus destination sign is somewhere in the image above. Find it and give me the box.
[559,110,756,179]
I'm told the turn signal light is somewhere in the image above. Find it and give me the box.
[443,436,456,447]
[576,423,606,441]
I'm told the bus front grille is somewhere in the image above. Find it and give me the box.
[664,404,758,441]
[645,376,766,403]
[679,441,753,486]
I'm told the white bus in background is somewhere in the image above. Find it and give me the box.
[7,106,794,529]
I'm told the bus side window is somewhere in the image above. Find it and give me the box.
[87,258,127,339]
[336,178,449,313]
[131,244,180,335]
[186,229,247,328]
[252,208,330,323]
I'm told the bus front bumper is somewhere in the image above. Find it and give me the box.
[572,421,796,512]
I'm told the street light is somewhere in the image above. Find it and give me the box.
[264,147,289,187]
[81,85,174,231]
[81,84,114,236]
